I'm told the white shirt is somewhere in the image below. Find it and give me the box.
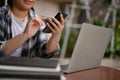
[10,13,48,57]
[11,13,29,57]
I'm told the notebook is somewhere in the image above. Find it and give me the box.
[60,23,113,73]
[0,56,60,72]
[0,69,61,80]
[0,56,58,68]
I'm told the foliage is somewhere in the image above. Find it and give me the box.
[59,0,120,58]
[103,0,112,4]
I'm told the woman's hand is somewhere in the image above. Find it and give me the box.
[46,14,67,54]
[47,14,66,37]
[23,18,43,39]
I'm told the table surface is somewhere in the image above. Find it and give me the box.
[64,66,120,80]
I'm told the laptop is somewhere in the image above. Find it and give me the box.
[60,23,113,73]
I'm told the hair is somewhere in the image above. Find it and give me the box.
[0,0,5,7]
[7,0,12,6]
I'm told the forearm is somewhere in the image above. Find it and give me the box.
[5,33,28,56]
[46,34,61,54]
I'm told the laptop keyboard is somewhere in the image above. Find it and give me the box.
[60,64,69,70]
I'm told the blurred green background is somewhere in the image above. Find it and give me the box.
[59,0,120,59]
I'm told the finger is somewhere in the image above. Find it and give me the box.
[49,18,59,30]
[41,17,47,21]
[46,23,55,32]
[31,20,41,27]
[60,14,65,25]
[33,18,43,26]
[33,21,40,27]
[51,17,61,28]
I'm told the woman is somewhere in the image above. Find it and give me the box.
[0,0,66,58]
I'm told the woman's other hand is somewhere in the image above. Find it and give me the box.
[23,18,43,39]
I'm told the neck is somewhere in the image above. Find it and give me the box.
[11,6,29,22]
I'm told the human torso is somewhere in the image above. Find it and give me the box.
[11,13,29,57]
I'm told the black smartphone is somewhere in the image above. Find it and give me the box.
[43,12,68,33]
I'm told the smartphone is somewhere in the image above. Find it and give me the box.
[43,12,68,33]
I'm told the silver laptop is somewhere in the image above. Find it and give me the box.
[60,23,113,73]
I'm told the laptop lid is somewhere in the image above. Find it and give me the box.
[65,23,113,73]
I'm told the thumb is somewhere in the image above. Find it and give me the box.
[32,18,44,27]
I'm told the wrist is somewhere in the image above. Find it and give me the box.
[52,34,61,41]
[52,32,61,38]
[21,32,29,41]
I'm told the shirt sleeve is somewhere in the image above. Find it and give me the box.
[0,41,6,57]
[34,31,60,58]
[0,21,6,57]
[0,9,6,57]
[40,42,60,58]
